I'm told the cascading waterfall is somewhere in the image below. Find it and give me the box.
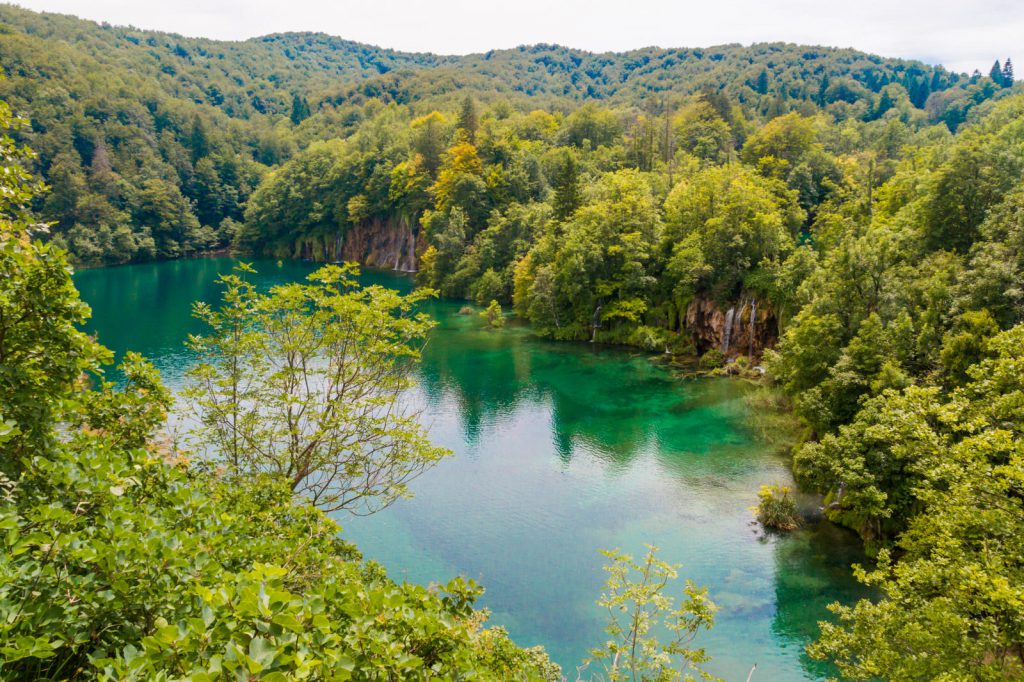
[722,307,736,354]
[748,299,757,358]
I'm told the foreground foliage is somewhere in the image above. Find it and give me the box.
[585,547,718,682]
[185,263,447,514]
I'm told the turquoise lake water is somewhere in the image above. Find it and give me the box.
[75,257,870,681]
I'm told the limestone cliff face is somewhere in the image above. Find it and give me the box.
[294,217,417,272]
[684,293,777,360]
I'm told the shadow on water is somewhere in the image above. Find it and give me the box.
[769,520,875,679]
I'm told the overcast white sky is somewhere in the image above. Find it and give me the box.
[9,0,1022,75]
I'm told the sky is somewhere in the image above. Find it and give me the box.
[9,0,1022,75]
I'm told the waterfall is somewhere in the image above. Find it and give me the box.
[748,299,757,358]
[722,307,736,354]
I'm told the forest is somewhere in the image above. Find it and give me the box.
[0,3,1011,266]
[2,3,1024,680]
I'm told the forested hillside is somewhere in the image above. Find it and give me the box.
[0,4,1013,266]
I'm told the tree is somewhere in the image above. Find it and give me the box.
[585,546,719,682]
[481,299,505,328]
[0,98,107,472]
[243,139,348,248]
[938,309,999,384]
[191,156,231,228]
[959,183,1024,326]
[740,112,817,171]
[921,133,1020,253]
[411,111,450,174]
[1003,57,1015,85]
[552,149,583,221]
[290,93,311,125]
[432,142,487,220]
[457,95,479,143]
[755,68,769,95]
[185,263,449,514]
[673,100,733,164]
[517,170,662,341]
[563,104,622,148]
[189,113,210,162]
[809,325,1024,679]
[663,164,802,298]
[990,59,1007,87]
[131,177,201,258]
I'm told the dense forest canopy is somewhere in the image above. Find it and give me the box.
[0,4,1015,266]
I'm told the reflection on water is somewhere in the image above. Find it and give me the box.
[75,258,871,681]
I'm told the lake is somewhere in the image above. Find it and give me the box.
[74,257,870,681]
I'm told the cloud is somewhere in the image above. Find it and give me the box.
[12,0,1022,75]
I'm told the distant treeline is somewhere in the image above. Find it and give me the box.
[0,4,1015,267]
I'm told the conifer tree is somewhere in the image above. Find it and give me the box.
[457,95,478,143]
[874,90,894,119]
[990,59,1006,86]
[290,93,311,125]
[1003,58,1015,85]
[552,150,582,221]
[755,68,769,95]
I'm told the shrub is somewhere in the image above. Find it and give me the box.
[698,348,725,369]
[627,325,668,352]
[481,299,505,328]
[754,484,800,530]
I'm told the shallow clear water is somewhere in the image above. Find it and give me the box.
[75,258,870,681]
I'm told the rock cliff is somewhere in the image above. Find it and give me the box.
[293,217,418,272]
[684,293,777,360]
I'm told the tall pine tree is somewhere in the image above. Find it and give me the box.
[1003,58,1015,85]
[990,60,1006,87]
[457,95,478,143]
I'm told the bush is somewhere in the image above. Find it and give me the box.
[698,347,725,369]
[754,484,800,530]
[481,299,505,328]
[627,325,668,352]
[1,434,563,679]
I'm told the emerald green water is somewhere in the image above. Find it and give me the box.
[75,258,870,681]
